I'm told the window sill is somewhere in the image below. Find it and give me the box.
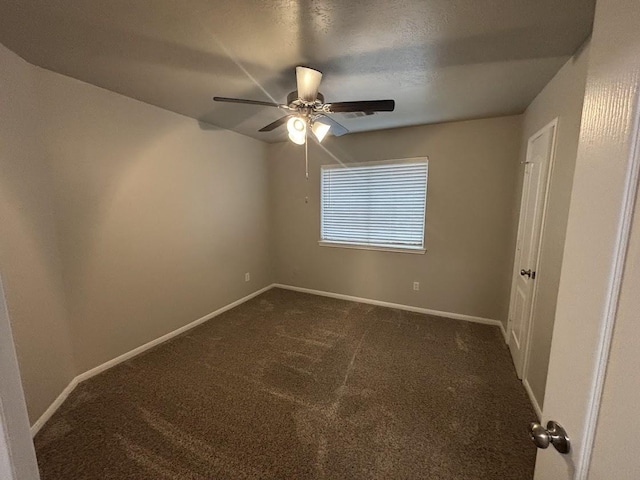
[318,240,426,255]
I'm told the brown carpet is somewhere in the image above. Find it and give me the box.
[35,288,537,479]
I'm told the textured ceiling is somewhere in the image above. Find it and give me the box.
[0,0,595,142]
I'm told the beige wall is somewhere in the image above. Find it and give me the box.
[514,42,590,410]
[0,45,76,422]
[1,42,272,422]
[269,116,522,322]
[0,44,51,479]
[36,67,272,374]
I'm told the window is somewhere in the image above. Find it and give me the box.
[320,158,428,253]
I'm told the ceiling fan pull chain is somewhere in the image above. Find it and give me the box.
[305,127,309,179]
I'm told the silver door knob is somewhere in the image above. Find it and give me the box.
[529,421,570,454]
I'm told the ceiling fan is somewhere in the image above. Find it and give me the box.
[213,66,395,145]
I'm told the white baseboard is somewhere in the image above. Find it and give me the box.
[273,284,506,334]
[32,282,509,436]
[499,322,508,343]
[523,378,543,420]
[29,378,78,436]
[30,284,273,437]
[74,284,273,385]
[272,286,523,415]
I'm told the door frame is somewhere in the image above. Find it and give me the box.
[0,273,40,479]
[534,81,640,480]
[507,118,559,396]
[573,90,640,479]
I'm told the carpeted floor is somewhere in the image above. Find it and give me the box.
[35,288,537,479]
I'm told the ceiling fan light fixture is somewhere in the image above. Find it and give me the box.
[311,121,331,142]
[287,116,307,145]
[287,116,306,134]
[288,130,306,145]
[214,65,396,145]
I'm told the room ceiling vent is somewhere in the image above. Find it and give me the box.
[340,111,375,119]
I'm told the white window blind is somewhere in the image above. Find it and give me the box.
[321,159,428,251]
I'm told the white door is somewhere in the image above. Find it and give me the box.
[533,0,640,478]
[508,120,557,378]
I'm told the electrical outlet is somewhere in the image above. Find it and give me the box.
[413,281,420,291]
[245,272,250,282]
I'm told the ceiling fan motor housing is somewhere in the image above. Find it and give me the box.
[287,90,324,107]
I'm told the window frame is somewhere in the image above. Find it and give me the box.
[319,157,429,254]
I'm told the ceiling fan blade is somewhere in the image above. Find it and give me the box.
[296,66,323,102]
[318,115,349,137]
[213,96,282,108]
[326,100,395,113]
[258,115,293,132]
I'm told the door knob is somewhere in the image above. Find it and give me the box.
[529,421,570,454]
[520,269,535,279]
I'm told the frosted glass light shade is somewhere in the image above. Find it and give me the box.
[287,117,307,145]
[288,130,306,145]
[312,121,331,142]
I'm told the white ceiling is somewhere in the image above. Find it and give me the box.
[0,0,595,142]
